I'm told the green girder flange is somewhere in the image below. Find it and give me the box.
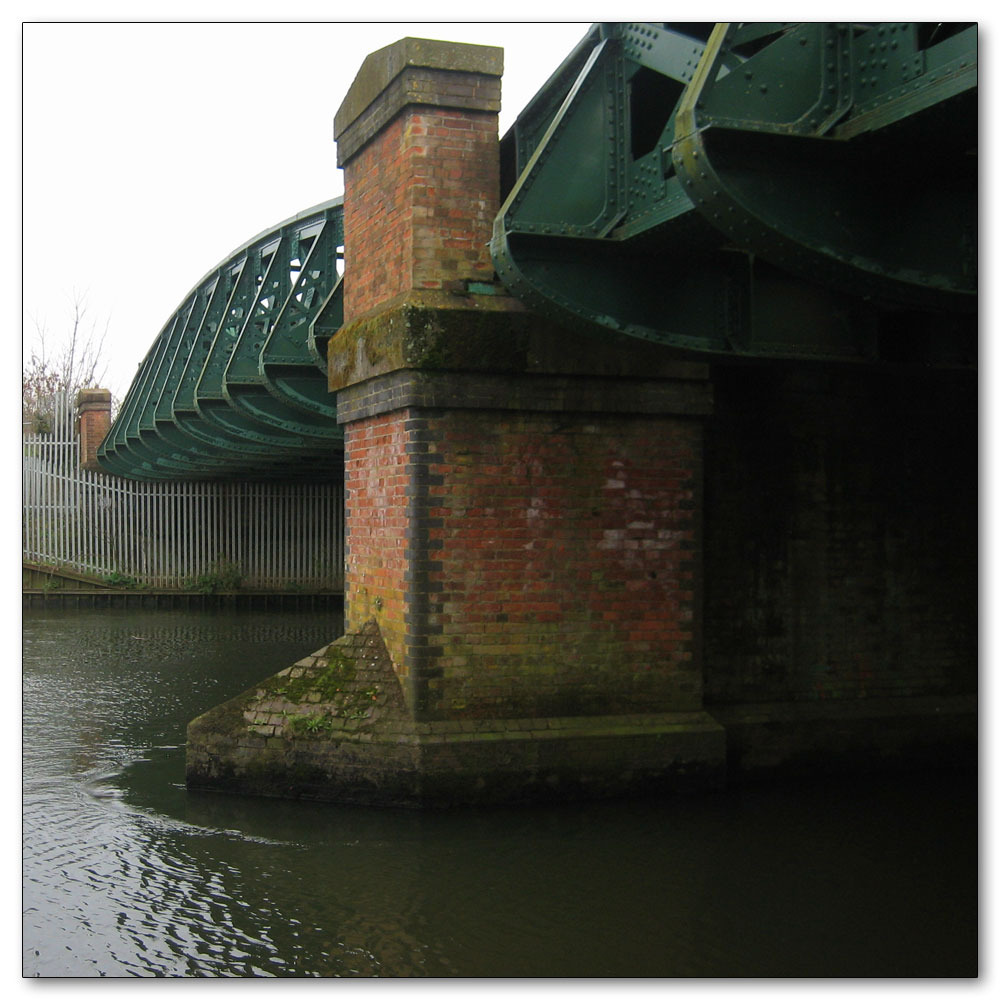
[491,21,977,365]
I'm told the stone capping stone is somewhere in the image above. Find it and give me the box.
[334,36,503,166]
[327,292,713,393]
[336,368,714,425]
[76,387,112,411]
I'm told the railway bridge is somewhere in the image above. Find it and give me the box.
[100,23,978,805]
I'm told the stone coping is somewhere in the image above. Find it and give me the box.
[709,694,977,726]
[328,291,711,393]
[335,37,503,165]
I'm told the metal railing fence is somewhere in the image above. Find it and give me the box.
[22,394,343,591]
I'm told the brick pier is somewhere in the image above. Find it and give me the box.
[185,35,975,806]
[186,37,727,805]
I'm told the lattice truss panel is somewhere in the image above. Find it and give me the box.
[100,199,344,480]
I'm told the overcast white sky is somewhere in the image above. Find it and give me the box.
[21,14,591,401]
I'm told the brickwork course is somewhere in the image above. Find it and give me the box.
[344,401,705,721]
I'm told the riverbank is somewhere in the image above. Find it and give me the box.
[22,590,343,610]
[22,560,343,610]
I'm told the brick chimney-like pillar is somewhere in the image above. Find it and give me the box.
[269,33,727,803]
[77,388,112,473]
[186,34,726,809]
[333,36,502,321]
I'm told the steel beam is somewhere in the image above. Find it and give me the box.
[491,22,977,364]
[99,198,345,480]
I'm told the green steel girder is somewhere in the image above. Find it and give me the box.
[306,276,344,376]
[261,219,346,421]
[671,23,976,310]
[492,22,977,365]
[213,221,343,443]
[100,24,978,482]
[496,33,629,239]
[99,198,345,481]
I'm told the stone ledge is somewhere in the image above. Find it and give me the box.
[337,368,713,425]
[709,695,977,779]
[329,291,710,393]
[186,712,727,807]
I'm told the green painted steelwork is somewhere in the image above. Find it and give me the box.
[492,22,977,364]
[101,24,977,482]
[99,199,345,480]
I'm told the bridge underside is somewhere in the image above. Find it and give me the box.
[491,22,976,365]
[172,24,977,807]
[99,22,976,483]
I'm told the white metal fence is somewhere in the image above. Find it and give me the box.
[22,395,344,591]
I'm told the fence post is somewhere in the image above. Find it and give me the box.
[76,389,112,473]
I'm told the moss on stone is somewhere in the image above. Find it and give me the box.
[273,648,358,703]
[328,294,537,389]
[187,689,255,749]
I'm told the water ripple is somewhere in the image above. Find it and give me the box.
[22,607,979,977]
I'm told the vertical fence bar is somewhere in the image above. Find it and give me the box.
[251,483,259,588]
[104,476,111,575]
[174,481,182,587]
[192,481,199,584]
[231,481,239,579]
[204,481,210,582]
[115,477,124,576]
[168,482,175,587]
[141,476,148,582]
[180,483,188,585]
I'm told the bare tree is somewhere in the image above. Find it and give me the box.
[23,295,112,435]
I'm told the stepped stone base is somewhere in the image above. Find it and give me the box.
[185,621,975,807]
[710,696,978,780]
[185,620,727,808]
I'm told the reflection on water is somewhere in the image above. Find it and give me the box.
[23,608,978,977]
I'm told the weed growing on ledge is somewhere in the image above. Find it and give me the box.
[182,560,244,594]
[272,649,380,731]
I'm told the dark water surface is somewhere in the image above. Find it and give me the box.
[22,607,978,978]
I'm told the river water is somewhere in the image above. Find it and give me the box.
[22,607,978,978]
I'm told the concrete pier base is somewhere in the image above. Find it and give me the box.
[186,620,727,807]
[184,620,974,806]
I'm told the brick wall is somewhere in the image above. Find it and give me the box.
[342,116,409,321]
[338,50,500,322]
[411,407,704,720]
[702,362,978,705]
[343,410,411,679]
[341,371,711,722]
